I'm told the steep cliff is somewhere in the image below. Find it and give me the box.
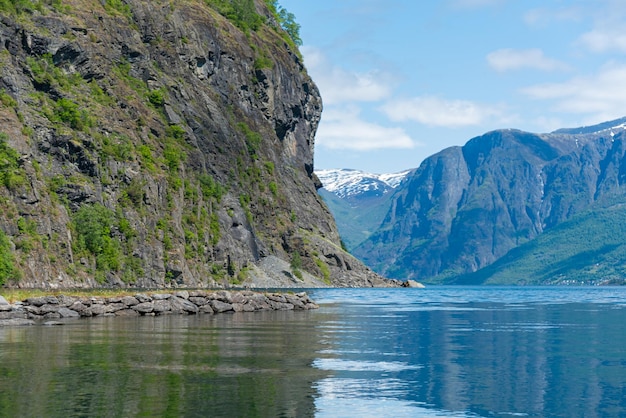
[354,118,626,284]
[0,0,388,288]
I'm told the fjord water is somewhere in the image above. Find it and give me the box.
[1,287,626,417]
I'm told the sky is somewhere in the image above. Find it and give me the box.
[278,0,626,174]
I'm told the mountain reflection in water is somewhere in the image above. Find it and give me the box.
[1,286,626,417]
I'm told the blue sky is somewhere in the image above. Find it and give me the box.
[278,0,626,174]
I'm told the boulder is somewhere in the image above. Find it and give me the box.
[199,304,214,314]
[0,311,27,319]
[121,296,140,306]
[39,304,60,314]
[174,290,189,300]
[170,296,199,314]
[25,297,48,307]
[210,300,233,313]
[403,280,425,288]
[69,301,88,313]
[88,304,106,316]
[133,302,154,314]
[58,307,80,318]
[284,294,305,310]
[152,299,172,313]
[189,296,208,306]
[56,295,77,307]
[135,294,152,303]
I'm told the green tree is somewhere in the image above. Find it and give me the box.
[0,229,17,286]
[72,204,122,272]
[290,251,303,279]
[278,7,301,46]
[0,133,26,190]
[265,1,302,46]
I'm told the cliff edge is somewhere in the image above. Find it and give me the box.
[0,0,390,288]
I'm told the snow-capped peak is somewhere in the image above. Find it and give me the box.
[315,168,410,199]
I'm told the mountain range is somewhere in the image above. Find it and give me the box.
[317,117,626,285]
[315,169,409,250]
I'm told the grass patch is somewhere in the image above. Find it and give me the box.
[0,132,27,190]
[0,229,18,286]
[0,288,174,304]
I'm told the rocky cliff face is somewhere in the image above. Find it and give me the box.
[354,118,626,283]
[0,0,388,288]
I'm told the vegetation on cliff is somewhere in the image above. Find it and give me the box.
[0,0,387,288]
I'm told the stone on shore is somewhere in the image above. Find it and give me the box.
[133,302,154,314]
[403,280,425,288]
[0,290,318,325]
[58,307,80,318]
[210,300,234,313]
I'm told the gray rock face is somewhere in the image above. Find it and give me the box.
[355,120,626,283]
[0,0,388,289]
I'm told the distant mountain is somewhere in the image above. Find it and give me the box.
[316,169,410,250]
[351,117,626,285]
[316,169,410,199]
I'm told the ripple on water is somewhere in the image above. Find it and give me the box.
[313,358,421,373]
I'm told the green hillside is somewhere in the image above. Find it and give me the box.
[318,189,392,251]
[454,200,626,285]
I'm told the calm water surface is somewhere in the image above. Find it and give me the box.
[1,287,626,417]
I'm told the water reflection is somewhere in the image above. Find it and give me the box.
[1,288,626,417]
[309,287,626,417]
[0,311,329,417]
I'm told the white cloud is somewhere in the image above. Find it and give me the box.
[487,48,570,72]
[572,1,626,53]
[578,28,626,53]
[316,106,416,151]
[521,63,626,121]
[380,96,504,128]
[523,7,583,27]
[301,46,393,105]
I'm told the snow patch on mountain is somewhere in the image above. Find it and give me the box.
[553,116,626,136]
[316,168,410,199]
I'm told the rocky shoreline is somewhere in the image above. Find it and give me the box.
[0,290,318,326]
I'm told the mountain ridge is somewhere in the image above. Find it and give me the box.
[315,168,410,199]
[321,116,626,285]
[315,168,410,250]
